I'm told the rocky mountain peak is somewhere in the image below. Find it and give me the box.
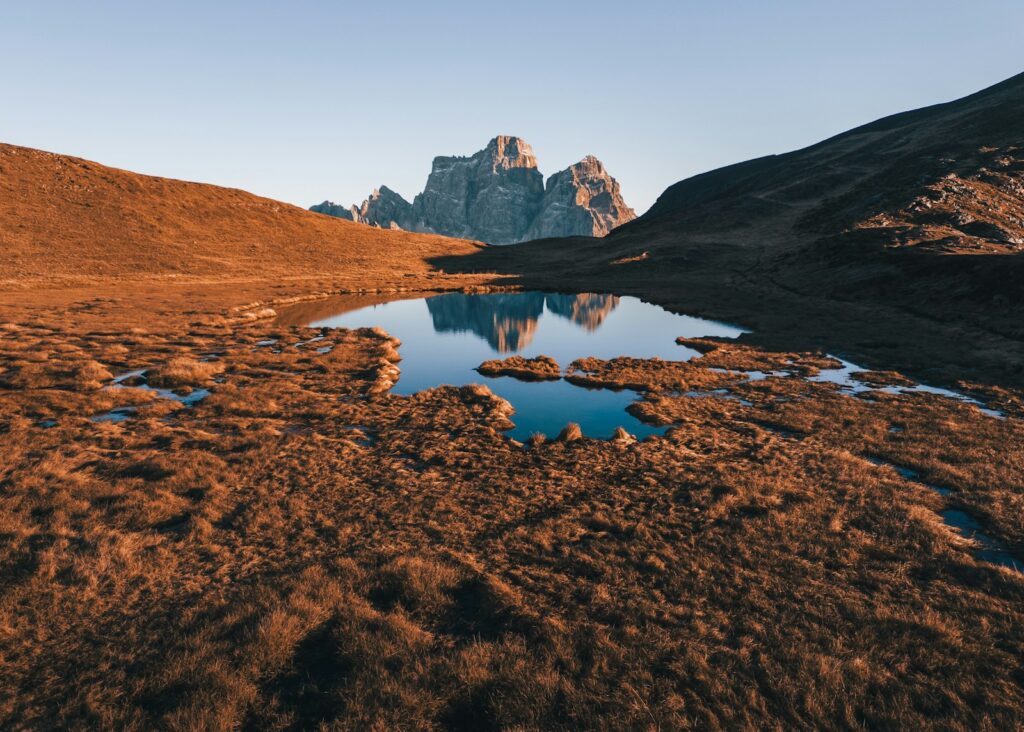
[352,186,413,230]
[526,156,636,240]
[483,135,539,172]
[311,136,635,244]
[309,200,353,221]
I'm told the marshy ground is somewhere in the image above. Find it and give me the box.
[1,282,1022,730]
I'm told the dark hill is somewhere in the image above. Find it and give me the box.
[436,72,1024,387]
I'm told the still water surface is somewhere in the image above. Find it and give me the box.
[308,292,744,440]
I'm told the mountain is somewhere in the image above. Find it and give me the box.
[412,136,545,245]
[308,200,353,220]
[435,72,1024,386]
[624,71,1024,321]
[639,72,1024,260]
[527,156,636,241]
[310,136,635,245]
[0,143,479,288]
[352,186,416,230]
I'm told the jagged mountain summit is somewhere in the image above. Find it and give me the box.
[310,135,635,245]
[526,156,634,242]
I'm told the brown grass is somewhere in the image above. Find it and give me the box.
[1,297,1022,729]
[0,142,482,289]
[477,355,561,381]
[1,118,1023,727]
[146,357,224,388]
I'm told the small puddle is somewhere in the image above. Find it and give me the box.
[295,335,326,347]
[744,369,793,381]
[940,510,1022,573]
[812,358,1003,418]
[864,455,1021,573]
[300,291,745,440]
[91,406,138,423]
[92,369,212,423]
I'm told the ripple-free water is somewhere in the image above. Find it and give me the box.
[308,292,744,440]
[303,290,1001,439]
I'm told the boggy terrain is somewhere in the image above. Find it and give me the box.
[2,73,1024,729]
[1,287,1023,729]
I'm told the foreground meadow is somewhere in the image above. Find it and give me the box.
[0,286,1022,730]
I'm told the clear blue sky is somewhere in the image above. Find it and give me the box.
[3,1,1022,214]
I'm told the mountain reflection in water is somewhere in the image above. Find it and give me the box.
[304,291,744,439]
[426,293,619,352]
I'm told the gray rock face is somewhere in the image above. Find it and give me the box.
[527,156,636,240]
[352,186,414,230]
[309,200,353,220]
[310,136,635,244]
[411,136,545,245]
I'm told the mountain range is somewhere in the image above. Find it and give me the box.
[310,136,635,245]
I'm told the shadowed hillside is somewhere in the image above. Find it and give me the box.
[437,72,1024,388]
[0,143,482,288]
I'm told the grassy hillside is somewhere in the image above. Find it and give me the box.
[0,143,482,288]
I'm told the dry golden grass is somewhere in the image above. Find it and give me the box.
[1,130,1023,728]
[0,295,1022,729]
[0,142,483,289]
[146,357,224,388]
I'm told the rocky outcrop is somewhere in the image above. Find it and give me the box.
[527,156,636,240]
[352,186,414,230]
[310,136,635,244]
[411,136,544,245]
[309,200,353,220]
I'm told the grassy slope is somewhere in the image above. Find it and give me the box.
[0,143,483,288]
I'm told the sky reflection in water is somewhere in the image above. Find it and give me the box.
[310,292,744,440]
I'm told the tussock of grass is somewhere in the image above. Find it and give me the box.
[477,354,561,381]
[147,357,224,388]
[0,357,112,389]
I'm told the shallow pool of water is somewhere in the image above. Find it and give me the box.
[307,291,744,439]
[810,358,1003,417]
